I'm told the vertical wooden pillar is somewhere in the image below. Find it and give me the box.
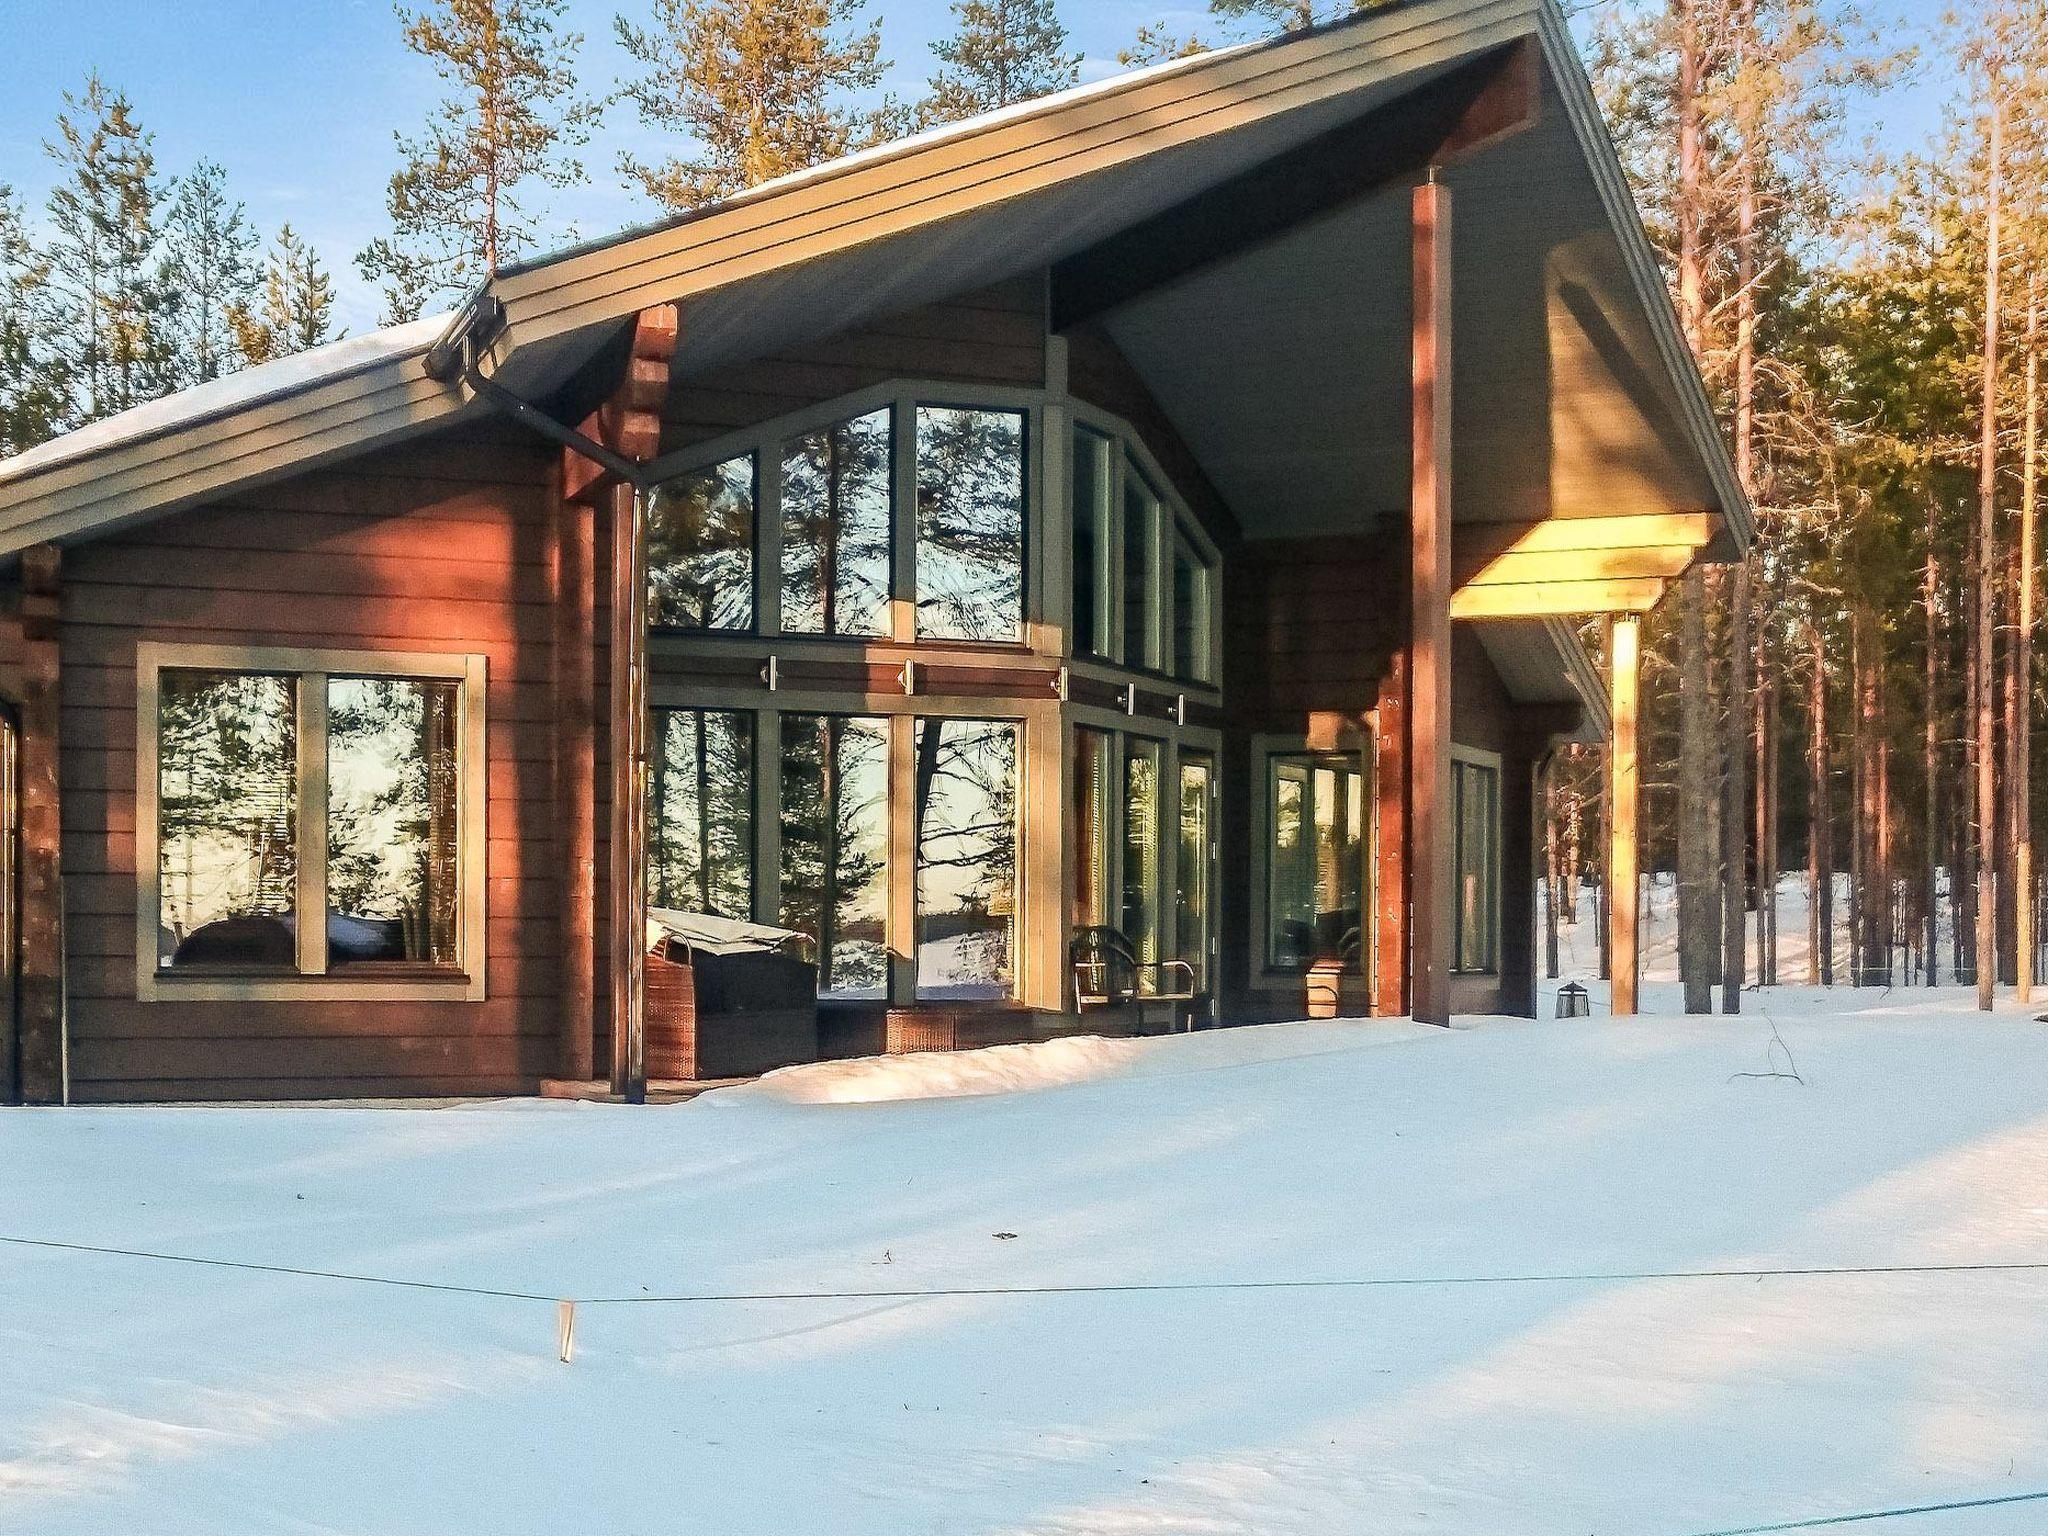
[565,303,678,1102]
[1609,614,1642,1015]
[18,544,63,1103]
[1408,178,1454,1026]
[1373,652,1409,1017]
[608,479,650,1101]
[554,455,597,1082]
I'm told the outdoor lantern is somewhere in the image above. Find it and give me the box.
[1557,982,1591,1018]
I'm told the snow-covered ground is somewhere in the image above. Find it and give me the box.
[8,990,2048,1533]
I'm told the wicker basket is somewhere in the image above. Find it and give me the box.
[644,942,819,1081]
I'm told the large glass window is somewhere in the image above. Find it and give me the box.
[147,650,483,988]
[1179,755,1213,992]
[1073,727,1113,928]
[1122,464,1161,669]
[326,677,460,966]
[1122,739,1162,987]
[1454,757,1501,974]
[913,718,1018,998]
[648,454,756,630]
[1266,752,1368,973]
[156,670,299,969]
[649,709,755,918]
[1071,426,1114,658]
[782,410,891,637]
[915,406,1025,642]
[780,715,889,999]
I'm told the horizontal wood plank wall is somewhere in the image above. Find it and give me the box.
[60,424,562,1101]
[662,278,1048,453]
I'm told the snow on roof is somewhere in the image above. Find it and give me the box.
[0,312,452,485]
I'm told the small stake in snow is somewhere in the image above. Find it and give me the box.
[557,1299,576,1363]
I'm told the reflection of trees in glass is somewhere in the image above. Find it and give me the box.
[915,407,1023,641]
[157,670,297,964]
[1179,758,1211,988]
[1123,742,1161,972]
[326,678,459,964]
[780,715,887,997]
[648,455,755,629]
[1266,754,1367,972]
[648,709,754,916]
[913,718,1018,997]
[783,410,890,636]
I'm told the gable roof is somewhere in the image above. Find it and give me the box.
[0,0,1745,560]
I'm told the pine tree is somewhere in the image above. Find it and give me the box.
[357,0,597,322]
[159,160,260,385]
[41,74,175,420]
[232,225,340,364]
[0,185,68,455]
[1208,0,1386,36]
[920,0,1081,125]
[615,0,899,213]
[1118,24,1207,67]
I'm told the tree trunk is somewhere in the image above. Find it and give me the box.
[1680,567,1718,1011]
[1810,622,1834,986]
[1976,98,2004,1012]
[1545,759,1562,981]
[2019,280,2039,999]
[1925,501,1942,985]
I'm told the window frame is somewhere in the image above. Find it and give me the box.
[135,642,489,1003]
[1450,745,1503,977]
[1248,731,1377,985]
[1064,400,1222,684]
[642,381,1044,649]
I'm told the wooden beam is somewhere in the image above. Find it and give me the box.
[17,544,62,1103]
[554,449,597,1082]
[1409,180,1454,1028]
[568,309,682,506]
[605,304,680,1103]
[1449,577,1668,620]
[1609,614,1641,1016]
[1051,41,1538,330]
[1458,512,1718,558]
[1373,652,1409,1018]
[1457,546,1696,589]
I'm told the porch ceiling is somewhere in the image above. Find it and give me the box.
[1097,67,1723,550]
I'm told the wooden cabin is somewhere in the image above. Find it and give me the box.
[0,0,1745,1103]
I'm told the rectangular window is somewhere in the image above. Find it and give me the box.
[1122,464,1161,669]
[1453,756,1501,974]
[779,715,888,999]
[1122,739,1162,988]
[1172,526,1213,683]
[1266,752,1368,973]
[781,410,891,637]
[648,453,756,630]
[325,677,460,966]
[1071,426,1114,658]
[916,406,1026,642]
[156,670,299,970]
[1178,755,1213,992]
[1073,727,1113,929]
[648,709,755,919]
[142,646,486,998]
[913,718,1018,999]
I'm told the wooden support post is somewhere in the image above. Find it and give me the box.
[584,305,679,1102]
[1408,178,1453,1027]
[17,544,63,1103]
[554,452,597,1082]
[1609,614,1642,1015]
[1374,652,1409,1018]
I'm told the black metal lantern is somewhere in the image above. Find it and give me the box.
[1556,981,1591,1018]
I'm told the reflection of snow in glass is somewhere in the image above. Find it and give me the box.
[914,718,1018,999]
[326,677,460,965]
[780,715,889,999]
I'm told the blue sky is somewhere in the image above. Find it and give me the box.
[0,0,1956,332]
